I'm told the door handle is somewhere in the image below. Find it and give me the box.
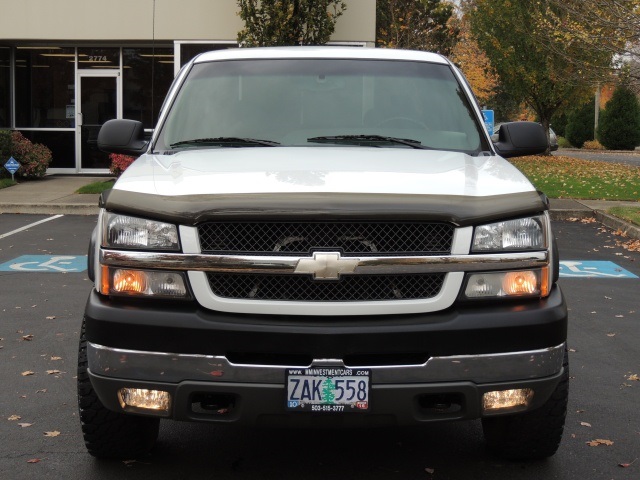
[77,112,83,126]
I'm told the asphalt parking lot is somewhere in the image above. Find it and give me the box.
[0,214,638,480]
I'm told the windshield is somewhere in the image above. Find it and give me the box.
[155,59,487,154]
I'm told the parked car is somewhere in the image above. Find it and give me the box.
[81,47,567,461]
[492,123,558,151]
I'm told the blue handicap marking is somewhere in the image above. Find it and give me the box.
[559,261,638,279]
[0,255,87,273]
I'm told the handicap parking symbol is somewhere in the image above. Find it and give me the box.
[559,261,638,279]
[0,255,87,273]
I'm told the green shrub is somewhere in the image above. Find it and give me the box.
[11,131,52,178]
[565,99,594,148]
[597,85,640,150]
[556,136,572,148]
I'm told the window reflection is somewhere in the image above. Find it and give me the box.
[15,46,76,128]
[0,48,9,127]
[123,47,174,128]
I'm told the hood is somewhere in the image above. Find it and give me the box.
[113,146,534,198]
[104,147,545,226]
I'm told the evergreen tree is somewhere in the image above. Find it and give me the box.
[565,99,594,148]
[597,85,640,150]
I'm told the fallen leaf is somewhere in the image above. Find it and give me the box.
[627,374,639,382]
[580,422,592,427]
[587,439,614,447]
[22,335,34,341]
[619,459,637,468]
[43,431,60,437]
[26,459,41,464]
[46,370,61,375]
[607,333,616,337]
[21,371,35,376]
[569,348,577,353]
[18,423,32,428]
[50,356,62,361]
[45,316,56,320]
[36,389,47,394]
[615,315,624,318]
[8,415,21,421]
[425,467,435,475]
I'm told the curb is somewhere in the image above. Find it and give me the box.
[594,211,640,240]
[0,204,99,215]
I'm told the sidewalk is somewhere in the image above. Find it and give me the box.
[0,175,106,215]
[0,175,639,239]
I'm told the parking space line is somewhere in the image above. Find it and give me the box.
[0,215,64,240]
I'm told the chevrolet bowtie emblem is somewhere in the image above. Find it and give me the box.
[294,252,359,280]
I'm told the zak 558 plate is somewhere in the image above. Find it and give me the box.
[286,368,370,412]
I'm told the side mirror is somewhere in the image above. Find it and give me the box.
[97,119,148,156]
[493,121,548,158]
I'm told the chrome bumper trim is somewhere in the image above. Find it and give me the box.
[100,249,548,275]
[87,342,565,385]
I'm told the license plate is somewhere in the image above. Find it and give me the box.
[286,368,370,412]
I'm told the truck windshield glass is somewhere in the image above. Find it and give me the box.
[155,59,487,154]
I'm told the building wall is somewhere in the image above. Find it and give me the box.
[0,0,375,44]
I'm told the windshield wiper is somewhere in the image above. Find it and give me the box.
[307,135,432,150]
[170,137,280,148]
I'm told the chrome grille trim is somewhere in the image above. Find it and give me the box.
[100,249,548,275]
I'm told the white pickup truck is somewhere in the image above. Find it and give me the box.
[79,47,568,461]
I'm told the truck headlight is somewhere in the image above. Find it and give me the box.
[472,216,546,252]
[102,213,179,251]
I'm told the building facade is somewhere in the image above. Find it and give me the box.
[0,0,375,173]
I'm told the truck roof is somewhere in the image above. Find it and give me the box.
[194,46,449,65]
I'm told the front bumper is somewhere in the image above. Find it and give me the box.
[87,342,565,426]
[84,285,568,426]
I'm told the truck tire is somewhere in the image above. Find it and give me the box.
[481,349,568,460]
[77,318,160,459]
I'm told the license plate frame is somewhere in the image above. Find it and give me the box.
[286,367,371,413]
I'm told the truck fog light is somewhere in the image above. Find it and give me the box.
[483,388,533,412]
[118,388,171,414]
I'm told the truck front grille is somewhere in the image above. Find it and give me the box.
[198,221,454,256]
[206,273,446,301]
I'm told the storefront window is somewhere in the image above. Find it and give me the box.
[0,48,9,127]
[15,47,75,128]
[123,47,174,128]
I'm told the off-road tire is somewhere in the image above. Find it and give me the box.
[482,349,569,460]
[78,318,160,459]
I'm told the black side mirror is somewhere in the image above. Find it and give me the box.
[493,121,548,158]
[97,119,148,156]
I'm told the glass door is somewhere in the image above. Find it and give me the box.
[76,71,121,172]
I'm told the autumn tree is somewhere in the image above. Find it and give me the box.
[376,0,457,55]
[468,0,595,151]
[448,13,497,106]
[537,0,640,88]
[237,0,346,47]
